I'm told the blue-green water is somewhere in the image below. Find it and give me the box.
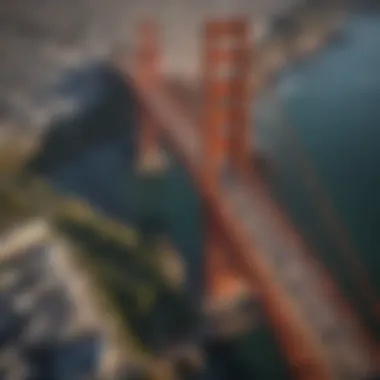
[254,12,380,337]
[32,11,380,379]
[272,13,380,264]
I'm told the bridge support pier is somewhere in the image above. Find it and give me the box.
[204,210,259,339]
[204,213,246,308]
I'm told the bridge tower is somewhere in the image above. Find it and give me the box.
[133,18,257,336]
[202,19,256,328]
[202,18,252,183]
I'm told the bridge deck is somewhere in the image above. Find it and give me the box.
[223,174,373,380]
[137,82,377,379]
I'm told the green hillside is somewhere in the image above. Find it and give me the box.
[0,139,198,380]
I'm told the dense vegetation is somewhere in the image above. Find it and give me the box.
[0,138,199,380]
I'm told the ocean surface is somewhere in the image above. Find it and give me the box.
[255,11,380,337]
[33,10,380,379]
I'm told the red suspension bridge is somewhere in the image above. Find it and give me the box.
[118,18,379,380]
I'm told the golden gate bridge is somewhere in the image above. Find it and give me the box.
[116,18,379,380]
